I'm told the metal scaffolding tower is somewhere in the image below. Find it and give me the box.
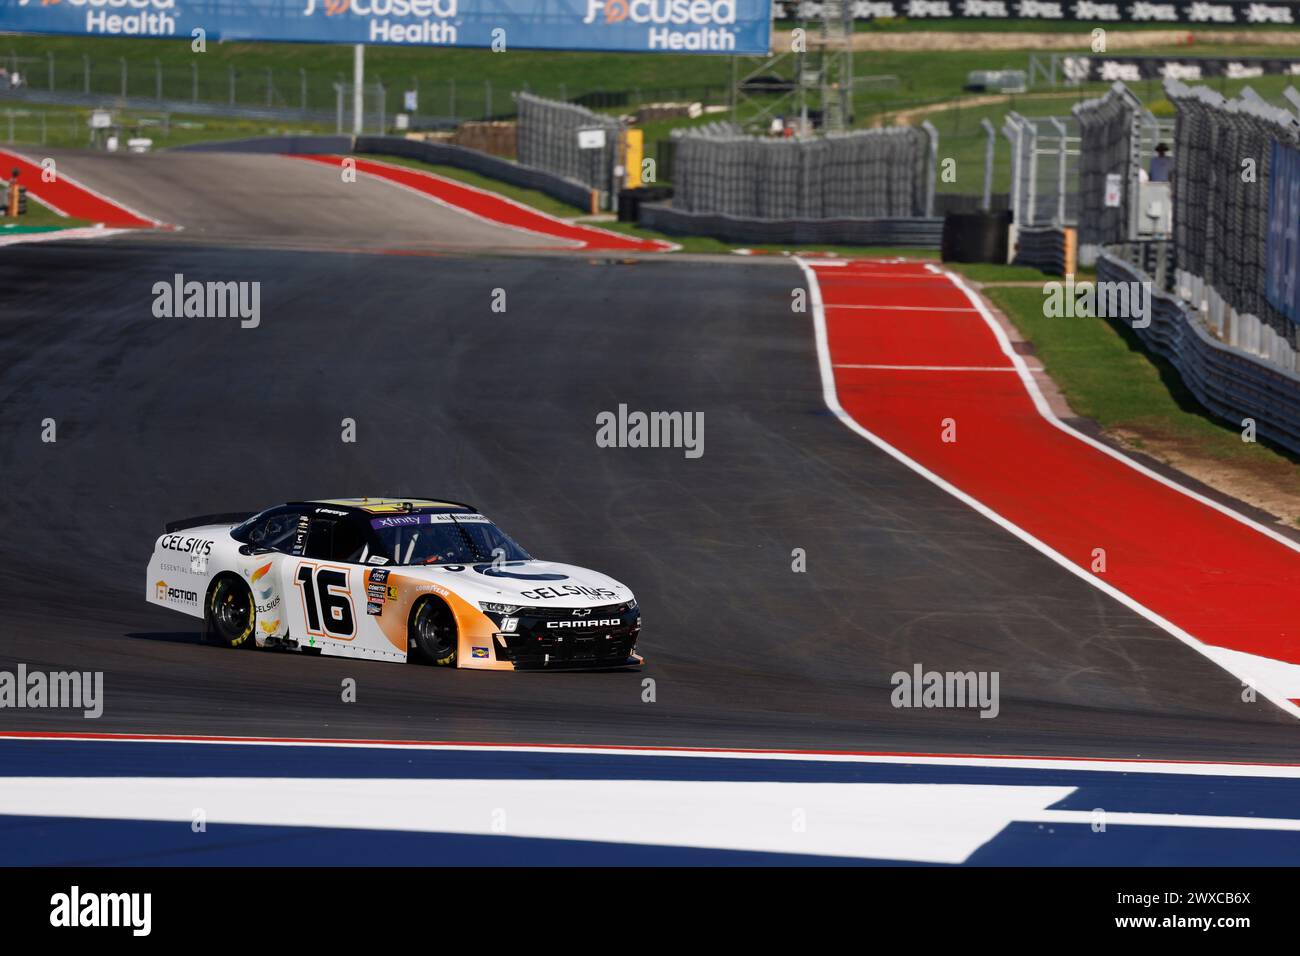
[801,0,854,133]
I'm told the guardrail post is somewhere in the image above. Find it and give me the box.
[1049,116,1068,225]
[352,44,364,136]
[921,120,938,218]
[980,117,995,212]
[155,57,162,101]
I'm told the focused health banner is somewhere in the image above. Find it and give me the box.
[0,0,772,55]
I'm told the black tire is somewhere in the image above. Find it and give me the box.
[206,574,257,649]
[409,597,458,666]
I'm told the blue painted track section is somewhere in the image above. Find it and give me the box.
[2,738,1298,865]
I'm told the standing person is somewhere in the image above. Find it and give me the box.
[1149,142,1172,182]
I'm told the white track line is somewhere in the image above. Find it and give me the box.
[5,732,1300,776]
[0,226,130,247]
[795,256,1300,722]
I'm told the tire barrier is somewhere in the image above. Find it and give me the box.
[1012,225,1077,277]
[670,125,934,220]
[356,136,595,211]
[636,202,942,247]
[617,186,674,223]
[174,135,356,155]
[941,211,1012,265]
[1100,252,1300,456]
[516,92,621,193]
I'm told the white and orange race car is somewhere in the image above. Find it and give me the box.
[146,497,642,670]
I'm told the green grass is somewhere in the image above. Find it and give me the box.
[0,101,330,150]
[945,262,1058,283]
[986,286,1300,471]
[7,30,1299,136]
[3,196,93,229]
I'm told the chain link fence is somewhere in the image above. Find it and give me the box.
[1163,77,1300,364]
[0,50,729,131]
[516,92,621,194]
[670,125,935,219]
[1002,112,1080,228]
[1073,83,1143,259]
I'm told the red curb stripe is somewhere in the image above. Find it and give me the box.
[0,148,158,229]
[812,259,1300,675]
[290,153,673,253]
[2,731,1299,768]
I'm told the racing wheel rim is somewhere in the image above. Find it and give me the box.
[210,577,254,648]
[413,598,457,665]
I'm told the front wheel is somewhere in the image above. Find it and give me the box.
[206,575,256,649]
[410,598,458,666]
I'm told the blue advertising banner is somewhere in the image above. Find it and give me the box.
[1266,139,1300,325]
[0,0,771,55]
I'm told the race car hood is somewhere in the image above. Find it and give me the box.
[391,559,633,608]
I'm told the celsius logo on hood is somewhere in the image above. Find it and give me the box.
[582,0,735,25]
[302,0,457,16]
[520,584,619,601]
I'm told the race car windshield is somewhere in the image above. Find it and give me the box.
[366,514,532,566]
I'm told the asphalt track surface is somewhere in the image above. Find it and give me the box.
[13,147,563,251]
[3,216,1300,762]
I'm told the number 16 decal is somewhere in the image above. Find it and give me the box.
[294,562,356,640]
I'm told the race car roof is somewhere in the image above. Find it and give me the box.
[305,497,477,515]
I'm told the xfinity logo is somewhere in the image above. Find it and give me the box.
[547,619,621,628]
[582,0,736,26]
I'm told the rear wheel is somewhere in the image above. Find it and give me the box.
[206,575,256,649]
[410,597,457,666]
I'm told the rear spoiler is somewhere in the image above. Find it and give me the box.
[164,512,256,534]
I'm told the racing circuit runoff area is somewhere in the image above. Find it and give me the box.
[2,142,1300,872]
